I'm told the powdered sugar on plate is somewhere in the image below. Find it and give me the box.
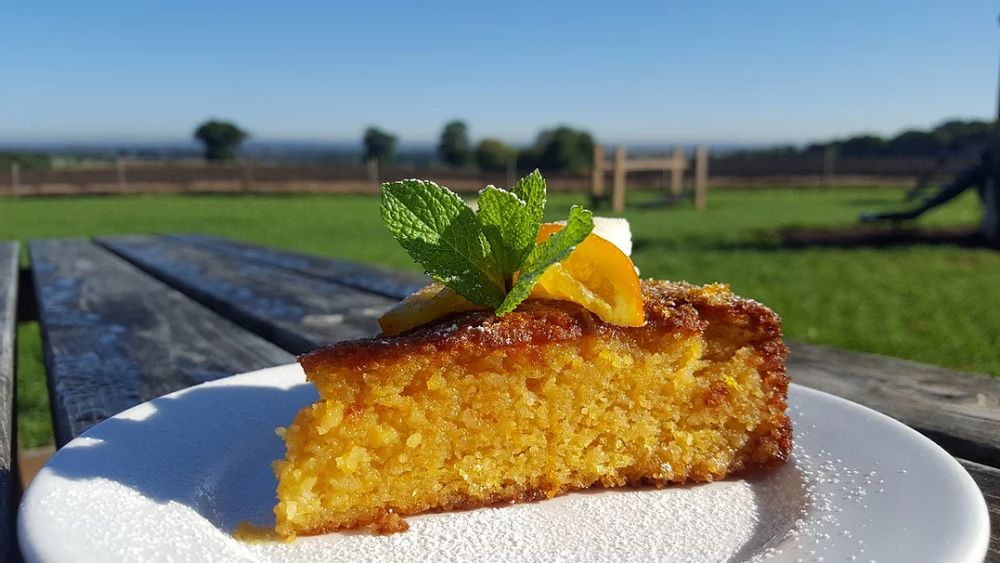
[244,476,798,563]
[18,365,989,563]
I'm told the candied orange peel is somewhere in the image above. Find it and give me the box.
[529,223,645,327]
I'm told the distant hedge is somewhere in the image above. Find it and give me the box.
[730,119,995,159]
[0,153,51,171]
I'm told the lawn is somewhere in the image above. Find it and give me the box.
[2,186,997,448]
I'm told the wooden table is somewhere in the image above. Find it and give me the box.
[0,235,996,561]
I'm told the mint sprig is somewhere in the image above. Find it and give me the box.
[381,170,594,315]
[380,179,506,308]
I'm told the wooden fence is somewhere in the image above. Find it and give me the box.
[0,153,968,199]
[0,161,586,197]
[592,146,709,212]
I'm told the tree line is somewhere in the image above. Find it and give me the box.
[0,153,52,171]
[361,121,596,174]
[193,117,993,168]
[192,119,596,174]
[725,119,994,159]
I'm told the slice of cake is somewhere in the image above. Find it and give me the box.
[273,280,790,537]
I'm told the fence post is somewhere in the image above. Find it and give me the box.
[612,146,627,214]
[116,157,127,193]
[670,146,684,196]
[694,146,708,211]
[823,145,837,187]
[366,157,380,192]
[10,163,19,197]
[591,145,605,200]
[506,155,517,188]
[659,153,668,192]
[243,161,255,193]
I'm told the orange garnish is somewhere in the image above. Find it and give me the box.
[378,282,485,336]
[378,223,645,335]
[529,223,645,326]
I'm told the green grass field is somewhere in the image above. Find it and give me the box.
[2,186,998,448]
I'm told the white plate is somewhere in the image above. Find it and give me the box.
[19,364,989,563]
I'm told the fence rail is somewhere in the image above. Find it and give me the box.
[592,146,709,212]
[0,163,577,197]
[0,154,974,197]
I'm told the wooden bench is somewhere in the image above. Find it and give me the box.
[6,234,999,560]
[28,239,296,446]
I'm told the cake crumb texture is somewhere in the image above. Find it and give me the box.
[274,280,790,536]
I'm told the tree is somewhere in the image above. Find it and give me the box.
[834,134,886,157]
[932,120,992,149]
[519,125,594,173]
[438,120,471,167]
[363,127,397,164]
[474,138,515,172]
[885,130,939,156]
[193,120,248,161]
[0,152,51,170]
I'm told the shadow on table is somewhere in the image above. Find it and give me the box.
[39,382,317,532]
[770,225,986,249]
[632,225,988,255]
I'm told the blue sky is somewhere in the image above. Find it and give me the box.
[2,1,998,146]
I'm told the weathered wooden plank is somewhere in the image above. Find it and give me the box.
[788,342,1000,467]
[0,242,19,561]
[165,234,428,300]
[29,239,295,446]
[958,459,1000,561]
[98,236,396,354]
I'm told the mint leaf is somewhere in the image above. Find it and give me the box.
[511,169,546,226]
[381,179,506,308]
[477,186,539,287]
[496,205,594,315]
[382,172,598,319]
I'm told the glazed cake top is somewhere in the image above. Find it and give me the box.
[300,280,784,374]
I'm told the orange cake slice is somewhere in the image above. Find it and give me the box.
[273,280,791,537]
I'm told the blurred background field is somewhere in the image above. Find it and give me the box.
[4,185,997,448]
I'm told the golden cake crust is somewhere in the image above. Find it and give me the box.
[301,280,786,377]
[284,280,791,536]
